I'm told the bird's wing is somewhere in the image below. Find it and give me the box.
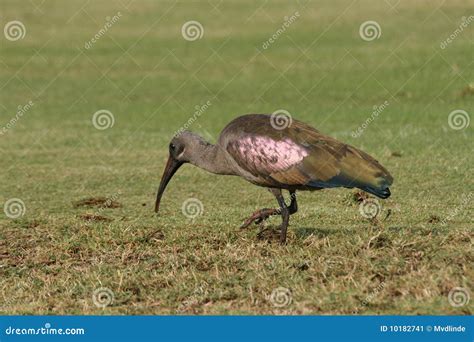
[225,116,393,192]
[226,135,312,185]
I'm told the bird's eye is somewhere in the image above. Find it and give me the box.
[169,143,176,150]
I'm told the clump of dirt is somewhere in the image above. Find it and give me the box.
[73,197,122,209]
[396,91,412,99]
[428,215,441,223]
[460,83,474,97]
[342,190,371,207]
[78,213,112,222]
[368,232,392,249]
[27,220,41,229]
[293,261,310,271]
[18,219,45,229]
[352,191,369,203]
[256,227,281,242]
[138,229,165,243]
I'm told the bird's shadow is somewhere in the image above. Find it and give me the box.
[256,226,336,242]
[294,227,336,239]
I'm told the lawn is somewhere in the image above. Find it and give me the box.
[0,0,472,315]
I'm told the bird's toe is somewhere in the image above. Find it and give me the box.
[240,208,275,229]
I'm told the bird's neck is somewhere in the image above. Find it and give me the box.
[190,143,235,175]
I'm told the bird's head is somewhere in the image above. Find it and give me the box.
[154,130,208,213]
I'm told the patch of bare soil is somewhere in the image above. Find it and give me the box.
[73,197,122,209]
[78,213,113,222]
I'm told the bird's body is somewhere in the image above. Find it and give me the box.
[219,114,392,197]
[155,114,393,243]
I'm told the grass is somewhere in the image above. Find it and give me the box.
[0,0,472,315]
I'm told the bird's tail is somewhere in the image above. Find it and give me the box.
[338,145,394,199]
[360,185,391,199]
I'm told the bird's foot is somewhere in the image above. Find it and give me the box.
[240,208,280,229]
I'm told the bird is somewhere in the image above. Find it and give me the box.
[155,113,393,244]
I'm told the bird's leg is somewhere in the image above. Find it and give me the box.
[240,190,297,229]
[241,188,291,244]
[288,190,298,215]
[269,188,290,244]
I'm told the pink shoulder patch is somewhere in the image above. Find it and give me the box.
[230,136,309,175]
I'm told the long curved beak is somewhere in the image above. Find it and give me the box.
[154,155,184,213]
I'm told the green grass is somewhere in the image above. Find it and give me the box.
[0,0,472,315]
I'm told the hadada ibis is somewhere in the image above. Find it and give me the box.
[155,114,393,243]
